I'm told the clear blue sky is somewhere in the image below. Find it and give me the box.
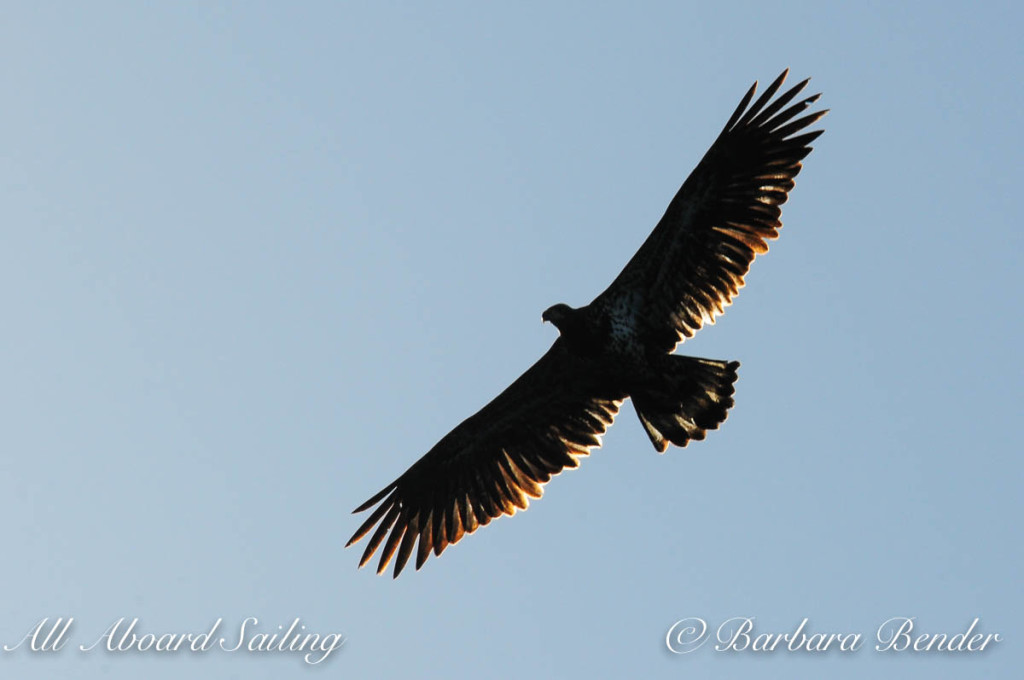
[1,2,1020,678]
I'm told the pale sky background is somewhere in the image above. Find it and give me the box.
[1,2,1020,678]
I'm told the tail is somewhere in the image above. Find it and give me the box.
[631,356,740,452]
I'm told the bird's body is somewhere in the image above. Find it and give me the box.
[348,71,827,577]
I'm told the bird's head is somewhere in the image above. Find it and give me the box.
[541,303,574,332]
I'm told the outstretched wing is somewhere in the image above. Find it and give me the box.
[595,70,827,352]
[347,341,624,578]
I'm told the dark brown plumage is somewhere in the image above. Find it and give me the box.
[348,70,826,577]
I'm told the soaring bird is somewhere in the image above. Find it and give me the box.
[348,70,826,577]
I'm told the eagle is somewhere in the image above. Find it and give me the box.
[348,70,826,577]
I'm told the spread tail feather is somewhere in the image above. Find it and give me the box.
[631,356,739,452]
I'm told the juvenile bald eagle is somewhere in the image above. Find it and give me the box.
[348,70,826,577]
